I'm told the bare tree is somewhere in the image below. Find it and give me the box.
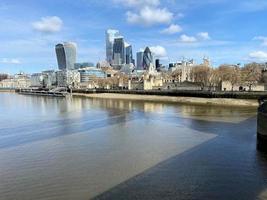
[207,68,221,90]
[218,64,241,91]
[241,62,263,91]
[0,74,8,82]
[190,65,211,89]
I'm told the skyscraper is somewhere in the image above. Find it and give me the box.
[143,47,154,71]
[106,29,120,64]
[113,37,125,65]
[125,44,133,65]
[155,59,160,71]
[136,51,144,70]
[55,42,77,70]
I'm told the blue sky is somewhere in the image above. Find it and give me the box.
[1,0,267,74]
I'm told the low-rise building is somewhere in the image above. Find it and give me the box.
[169,59,195,82]
[128,73,163,90]
[30,71,57,88]
[79,67,106,83]
[56,70,80,87]
[0,73,30,89]
[30,73,43,87]
[74,62,94,69]
[42,70,57,88]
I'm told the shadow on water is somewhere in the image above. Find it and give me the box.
[93,116,267,200]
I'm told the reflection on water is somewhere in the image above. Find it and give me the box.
[0,93,266,200]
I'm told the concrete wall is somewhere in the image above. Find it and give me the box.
[161,82,202,91]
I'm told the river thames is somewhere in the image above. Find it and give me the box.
[0,92,267,200]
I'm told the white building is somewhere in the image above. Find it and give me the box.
[56,70,80,87]
[0,73,30,89]
[30,73,44,87]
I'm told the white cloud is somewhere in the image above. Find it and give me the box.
[149,45,167,58]
[253,36,267,46]
[161,24,182,34]
[197,32,211,40]
[178,32,211,43]
[249,51,267,61]
[32,16,63,33]
[113,0,160,8]
[179,34,197,43]
[1,58,21,64]
[127,6,173,26]
[115,0,174,26]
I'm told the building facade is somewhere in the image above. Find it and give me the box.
[79,68,106,83]
[136,51,144,70]
[30,73,44,87]
[143,47,154,72]
[74,62,94,69]
[106,29,120,64]
[169,59,195,82]
[125,44,133,65]
[56,70,80,87]
[55,42,77,70]
[0,73,30,89]
[155,59,160,71]
[113,37,125,66]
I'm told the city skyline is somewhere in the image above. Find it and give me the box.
[1,0,267,73]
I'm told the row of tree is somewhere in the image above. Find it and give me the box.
[93,72,129,89]
[190,62,265,90]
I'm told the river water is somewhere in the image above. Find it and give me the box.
[0,92,267,200]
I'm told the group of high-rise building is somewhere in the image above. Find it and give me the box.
[105,29,135,68]
[105,29,155,72]
[54,29,157,73]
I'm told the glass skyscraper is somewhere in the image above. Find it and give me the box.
[125,44,133,65]
[55,42,77,70]
[113,37,125,65]
[105,29,120,65]
[136,51,144,70]
[143,47,154,71]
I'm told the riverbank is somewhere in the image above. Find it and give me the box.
[73,93,259,107]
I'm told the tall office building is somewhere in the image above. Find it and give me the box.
[136,51,144,70]
[125,44,133,65]
[143,47,154,71]
[106,29,120,64]
[55,42,77,70]
[113,37,125,65]
[155,59,160,71]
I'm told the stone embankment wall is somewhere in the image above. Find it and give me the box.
[73,92,261,107]
[72,89,267,100]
